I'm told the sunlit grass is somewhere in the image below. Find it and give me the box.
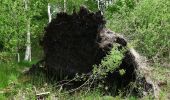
[0,63,18,89]
[0,61,37,99]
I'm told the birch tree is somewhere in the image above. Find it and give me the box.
[48,3,52,23]
[64,0,66,12]
[24,0,31,61]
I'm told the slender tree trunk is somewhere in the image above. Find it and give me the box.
[17,46,20,62]
[24,0,31,61]
[64,0,66,12]
[97,0,100,10]
[48,3,52,23]
[17,53,20,62]
[24,18,31,61]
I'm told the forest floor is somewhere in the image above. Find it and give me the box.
[0,60,170,100]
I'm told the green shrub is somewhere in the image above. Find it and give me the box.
[93,45,126,78]
[105,0,170,63]
[0,52,15,63]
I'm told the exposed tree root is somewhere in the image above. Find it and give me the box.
[29,6,160,98]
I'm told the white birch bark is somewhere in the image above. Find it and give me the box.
[97,0,100,10]
[24,0,31,61]
[48,3,52,23]
[16,46,20,62]
[24,18,31,61]
[64,0,66,12]
[17,53,20,62]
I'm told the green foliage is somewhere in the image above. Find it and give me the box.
[93,45,126,77]
[119,69,126,76]
[29,0,49,38]
[0,52,15,63]
[56,0,98,13]
[0,0,49,62]
[105,0,170,63]
[84,0,98,12]
[0,0,26,51]
[106,0,137,14]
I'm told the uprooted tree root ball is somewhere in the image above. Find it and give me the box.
[29,7,159,98]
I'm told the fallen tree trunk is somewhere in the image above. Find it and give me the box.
[39,7,159,98]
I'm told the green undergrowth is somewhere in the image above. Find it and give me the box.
[0,62,169,99]
[0,46,131,99]
[0,61,41,99]
[0,44,169,99]
[0,51,167,99]
[151,65,170,99]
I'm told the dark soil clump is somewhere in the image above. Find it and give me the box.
[41,7,126,78]
[38,7,159,97]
